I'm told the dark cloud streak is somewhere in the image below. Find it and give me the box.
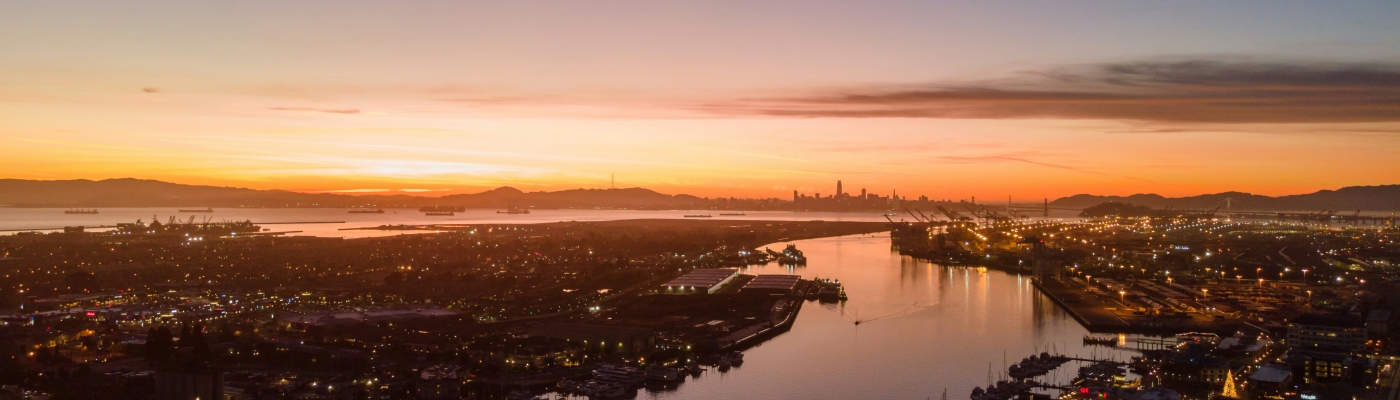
[712,60,1400,123]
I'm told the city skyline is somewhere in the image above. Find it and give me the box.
[3,1,1399,199]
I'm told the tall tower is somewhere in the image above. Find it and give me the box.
[860,188,866,199]
[836,180,843,198]
[793,190,799,203]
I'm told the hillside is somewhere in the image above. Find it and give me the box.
[0,179,715,209]
[1049,185,1400,211]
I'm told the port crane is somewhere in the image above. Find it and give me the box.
[914,208,937,223]
[935,205,970,222]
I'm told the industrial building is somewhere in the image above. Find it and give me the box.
[528,322,655,355]
[661,268,738,294]
[741,274,802,295]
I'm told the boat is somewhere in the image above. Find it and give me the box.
[593,365,644,386]
[719,212,746,216]
[644,365,681,382]
[685,364,704,377]
[418,205,465,212]
[815,278,843,302]
[1080,335,1114,345]
[717,357,731,371]
[178,207,213,213]
[683,214,712,218]
[726,351,744,364]
[497,208,530,214]
[767,243,807,264]
[424,211,454,216]
[348,208,384,214]
[64,209,99,214]
[595,384,627,399]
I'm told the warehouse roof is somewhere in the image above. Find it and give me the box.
[662,268,738,288]
[742,274,801,292]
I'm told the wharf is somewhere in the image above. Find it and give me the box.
[1032,279,1131,331]
[720,284,808,351]
[1034,279,1255,335]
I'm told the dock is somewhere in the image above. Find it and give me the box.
[1032,279,1131,331]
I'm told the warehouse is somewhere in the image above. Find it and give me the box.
[741,274,802,295]
[661,268,738,294]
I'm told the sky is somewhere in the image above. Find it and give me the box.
[2,1,1399,200]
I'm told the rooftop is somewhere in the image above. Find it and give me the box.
[662,268,738,288]
[741,274,802,292]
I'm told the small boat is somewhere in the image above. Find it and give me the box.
[644,365,681,382]
[424,211,454,216]
[348,208,385,214]
[684,214,712,218]
[727,351,744,364]
[179,207,213,213]
[717,357,732,371]
[64,209,99,214]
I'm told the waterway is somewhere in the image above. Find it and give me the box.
[646,234,1135,400]
[0,208,1083,238]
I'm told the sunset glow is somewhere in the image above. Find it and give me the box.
[2,1,1398,198]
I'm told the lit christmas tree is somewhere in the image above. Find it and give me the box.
[1221,370,1239,399]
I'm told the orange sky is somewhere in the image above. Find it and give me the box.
[2,2,1398,200]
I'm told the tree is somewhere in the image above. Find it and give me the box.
[1221,370,1239,398]
[144,327,175,363]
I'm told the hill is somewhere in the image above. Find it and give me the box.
[1049,185,1400,211]
[0,179,717,209]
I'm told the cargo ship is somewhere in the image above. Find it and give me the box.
[348,209,385,214]
[424,211,455,216]
[719,212,746,216]
[419,205,465,213]
[683,214,712,218]
[179,207,214,213]
[497,207,530,214]
[64,209,99,214]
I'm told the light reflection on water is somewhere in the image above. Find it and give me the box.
[645,233,1137,400]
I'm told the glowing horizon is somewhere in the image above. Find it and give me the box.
[2,1,1398,200]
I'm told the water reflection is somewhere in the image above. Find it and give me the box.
[652,233,1136,400]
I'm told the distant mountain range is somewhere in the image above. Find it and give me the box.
[1049,185,1400,212]
[0,178,712,209]
[1,178,1397,211]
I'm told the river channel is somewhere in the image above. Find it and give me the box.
[647,233,1135,400]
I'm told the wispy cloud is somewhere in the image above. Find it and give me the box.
[934,154,1159,183]
[268,106,361,114]
[708,59,1400,124]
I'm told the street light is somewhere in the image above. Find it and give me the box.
[1302,268,1309,283]
[1119,290,1126,304]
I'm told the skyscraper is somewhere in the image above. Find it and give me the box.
[836,180,843,198]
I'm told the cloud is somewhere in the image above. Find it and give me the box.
[710,59,1400,123]
[934,154,1159,183]
[142,87,160,93]
[268,106,361,114]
